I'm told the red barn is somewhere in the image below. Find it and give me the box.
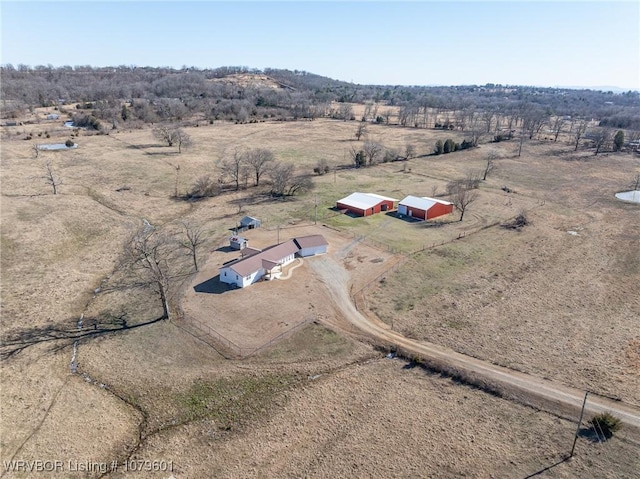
[398,195,454,220]
[336,192,397,217]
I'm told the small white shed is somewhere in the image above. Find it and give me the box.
[229,236,248,250]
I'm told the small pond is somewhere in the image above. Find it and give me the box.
[615,190,640,204]
[37,143,78,151]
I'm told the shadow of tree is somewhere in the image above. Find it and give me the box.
[0,314,165,360]
[522,456,570,478]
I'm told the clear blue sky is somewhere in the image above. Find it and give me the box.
[2,1,639,89]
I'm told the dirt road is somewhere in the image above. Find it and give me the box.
[308,254,640,430]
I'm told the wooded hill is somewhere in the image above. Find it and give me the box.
[2,65,639,131]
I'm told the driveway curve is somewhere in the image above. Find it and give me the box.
[308,255,640,430]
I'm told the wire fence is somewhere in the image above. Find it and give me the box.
[349,208,545,306]
[176,311,316,358]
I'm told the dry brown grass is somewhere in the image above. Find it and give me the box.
[1,113,639,477]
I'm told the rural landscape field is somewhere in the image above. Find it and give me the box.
[1,68,640,479]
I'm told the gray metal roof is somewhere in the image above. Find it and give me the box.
[399,195,452,210]
[337,192,397,211]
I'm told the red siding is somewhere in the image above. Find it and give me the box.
[337,202,367,216]
[406,207,427,220]
[427,203,454,219]
[337,199,394,217]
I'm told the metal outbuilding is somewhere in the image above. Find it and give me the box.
[398,195,454,220]
[336,192,397,217]
[239,216,261,230]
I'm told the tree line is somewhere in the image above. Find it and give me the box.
[2,65,638,132]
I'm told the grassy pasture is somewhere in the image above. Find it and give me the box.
[1,111,639,477]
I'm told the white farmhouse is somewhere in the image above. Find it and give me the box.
[218,235,328,289]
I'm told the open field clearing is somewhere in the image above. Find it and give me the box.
[113,358,640,479]
[1,113,639,477]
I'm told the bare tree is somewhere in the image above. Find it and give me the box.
[363,140,382,166]
[630,174,640,191]
[337,103,352,121]
[349,145,366,168]
[363,102,373,121]
[245,148,274,186]
[468,119,485,147]
[189,175,219,198]
[270,162,295,196]
[551,116,567,142]
[32,143,39,158]
[169,163,181,197]
[572,119,589,151]
[482,151,498,180]
[383,109,393,125]
[448,181,479,222]
[125,227,177,320]
[405,144,416,160]
[523,109,548,140]
[517,124,527,157]
[269,162,311,196]
[43,161,61,194]
[355,122,368,141]
[153,125,179,147]
[180,221,205,272]
[591,128,612,156]
[175,129,193,153]
[220,149,246,191]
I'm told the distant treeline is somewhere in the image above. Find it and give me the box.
[1,65,639,130]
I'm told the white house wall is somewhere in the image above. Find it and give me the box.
[220,267,265,288]
[298,246,327,257]
[242,269,263,287]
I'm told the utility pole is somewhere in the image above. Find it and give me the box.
[277,224,280,245]
[570,391,589,457]
[314,194,318,225]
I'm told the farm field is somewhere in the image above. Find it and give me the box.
[1,112,639,477]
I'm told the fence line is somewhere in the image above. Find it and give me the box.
[350,206,547,306]
[177,310,316,358]
[245,314,316,357]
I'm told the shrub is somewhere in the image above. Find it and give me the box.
[383,149,398,163]
[65,139,75,148]
[314,159,330,175]
[434,139,444,155]
[189,175,218,198]
[443,138,456,154]
[589,412,621,440]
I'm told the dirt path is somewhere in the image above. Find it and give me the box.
[276,258,304,280]
[308,255,640,430]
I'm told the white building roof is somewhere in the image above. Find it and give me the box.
[399,195,452,211]
[337,192,398,211]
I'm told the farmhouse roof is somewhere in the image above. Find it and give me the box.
[293,234,328,249]
[222,239,298,277]
[337,192,398,211]
[241,247,262,258]
[399,195,452,210]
